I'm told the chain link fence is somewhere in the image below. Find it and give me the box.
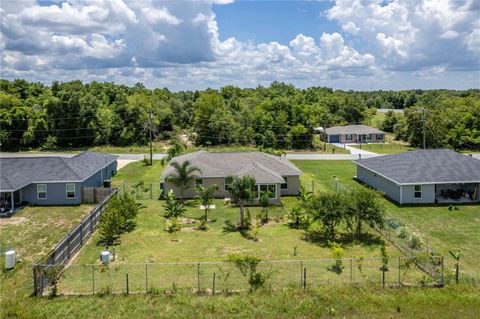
[34,256,443,296]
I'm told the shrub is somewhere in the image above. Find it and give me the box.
[163,190,186,219]
[409,234,423,249]
[165,218,181,233]
[40,135,57,151]
[398,227,409,239]
[328,242,344,274]
[226,254,271,291]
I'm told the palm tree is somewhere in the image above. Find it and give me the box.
[195,184,219,220]
[259,191,271,223]
[229,175,257,229]
[164,160,202,201]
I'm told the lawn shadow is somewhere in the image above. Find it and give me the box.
[303,231,384,248]
[222,220,254,240]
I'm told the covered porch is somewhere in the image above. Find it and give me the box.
[0,190,23,217]
[435,183,480,204]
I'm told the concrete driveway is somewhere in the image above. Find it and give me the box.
[331,143,377,155]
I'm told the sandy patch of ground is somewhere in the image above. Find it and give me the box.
[0,216,27,226]
[117,159,138,170]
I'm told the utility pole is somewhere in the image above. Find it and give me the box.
[422,108,426,149]
[323,120,327,151]
[149,110,153,166]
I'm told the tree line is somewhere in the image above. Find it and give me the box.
[1,79,478,151]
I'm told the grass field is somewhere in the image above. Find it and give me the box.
[2,159,479,318]
[293,160,480,275]
[0,205,93,300]
[350,143,415,154]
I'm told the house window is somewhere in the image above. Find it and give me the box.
[414,185,422,198]
[37,184,47,200]
[160,182,165,190]
[195,178,203,187]
[66,183,76,199]
[281,177,288,190]
[259,184,276,199]
[346,134,353,141]
[224,176,233,191]
[377,134,384,140]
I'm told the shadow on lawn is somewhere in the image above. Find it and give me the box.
[304,231,384,248]
[222,220,254,240]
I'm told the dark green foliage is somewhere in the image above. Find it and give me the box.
[229,176,257,229]
[304,192,346,240]
[163,190,186,219]
[97,193,140,248]
[226,254,271,291]
[195,184,219,220]
[1,79,479,151]
[344,188,385,238]
[164,160,202,200]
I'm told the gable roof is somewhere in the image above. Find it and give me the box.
[0,152,118,192]
[354,149,480,185]
[161,151,301,183]
[326,125,384,135]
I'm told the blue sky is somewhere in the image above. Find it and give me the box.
[0,0,479,90]
[214,1,336,44]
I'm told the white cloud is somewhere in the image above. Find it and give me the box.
[0,0,478,90]
[326,0,480,70]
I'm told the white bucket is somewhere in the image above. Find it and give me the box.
[101,250,110,264]
[5,250,15,270]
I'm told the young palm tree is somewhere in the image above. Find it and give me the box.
[229,175,257,229]
[164,160,202,201]
[259,191,271,223]
[195,184,219,220]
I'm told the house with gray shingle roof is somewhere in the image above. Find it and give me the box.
[323,124,385,144]
[354,149,480,204]
[160,151,302,203]
[0,152,118,212]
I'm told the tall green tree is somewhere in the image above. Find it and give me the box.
[164,160,202,201]
[229,176,257,229]
[195,184,219,220]
[344,188,385,238]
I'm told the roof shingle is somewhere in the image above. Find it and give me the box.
[354,149,480,184]
[161,151,301,183]
[0,152,118,191]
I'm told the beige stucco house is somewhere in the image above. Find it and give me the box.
[160,151,302,204]
[323,124,385,144]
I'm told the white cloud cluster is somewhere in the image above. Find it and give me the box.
[326,0,480,71]
[0,0,478,90]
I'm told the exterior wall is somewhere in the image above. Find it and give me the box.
[18,161,117,206]
[356,166,401,203]
[163,177,283,204]
[401,184,435,204]
[280,175,301,196]
[21,182,83,205]
[337,133,385,144]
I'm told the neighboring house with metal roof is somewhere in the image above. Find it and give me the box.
[323,124,385,144]
[0,152,118,212]
[354,149,480,204]
[160,151,302,204]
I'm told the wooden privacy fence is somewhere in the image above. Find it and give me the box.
[33,186,123,296]
[82,187,116,204]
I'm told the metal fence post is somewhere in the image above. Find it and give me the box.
[126,273,129,295]
[398,257,401,286]
[145,263,148,293]
[350,258,353,284]
[150,184,153,200]
[92,265,95,295]
[197,263,200,293]
[303,267,307,290]
[300,260,303,288]
[212,273,216,296]
[441,256,444,286]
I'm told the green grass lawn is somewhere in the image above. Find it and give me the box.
[350,143,415,154]
[0,205,93,300]
[293,160,480,275]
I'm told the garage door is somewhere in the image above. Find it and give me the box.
[329,134,340,143]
